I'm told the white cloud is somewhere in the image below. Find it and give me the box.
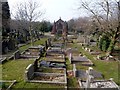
[8,0,80,22]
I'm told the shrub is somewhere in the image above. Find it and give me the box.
[99,35,111,51]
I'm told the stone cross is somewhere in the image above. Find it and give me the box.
[86,67,94,89]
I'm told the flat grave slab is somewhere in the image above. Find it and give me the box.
[25,64,67,85]
[76,70,103,79]
[51,43,63,48]
[44,57,65,63]
[29,45,45,49]
[39,60,66,68]
[72,56,88,62]
[21,50,40,58]
[65,48,80,56]
[29,45,45,52]
[79,80,119,89]
[48,47,62,51]
[33,73,65,82]
[20,45,45,58]
[13,50,38,60]
[46,49,64,55]
[71,56,93,66]
[46,54,65,60]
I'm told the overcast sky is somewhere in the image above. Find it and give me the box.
[8,0,87,22]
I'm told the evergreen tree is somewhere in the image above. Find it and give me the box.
[2,1,10,37]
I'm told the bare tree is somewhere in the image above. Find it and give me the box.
[13,0,44,46]
[78,0,120,55]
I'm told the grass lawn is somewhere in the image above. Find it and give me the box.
[2,60,64,88]
[2,60,34,88]
[67,77,78,88]
[65,58,73,70]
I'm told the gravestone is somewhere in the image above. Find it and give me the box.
[45,40,48,50]
[25,64,34,81]
[33,58,39,71]
[47,38,51,47]
[7,38,16,50]
[14,50,20,59]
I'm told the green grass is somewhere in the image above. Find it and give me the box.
[0,82,13,89]
[2,60,34,81]
[67,77,78,88]
[76,63,88,70]
[2,60,64,88]
[19,38,48,52]
[65,58,73,70]
[34,38,48,46]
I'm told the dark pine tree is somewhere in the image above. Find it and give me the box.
[2,1,10,37]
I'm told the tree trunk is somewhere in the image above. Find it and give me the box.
[107,38,115,55]
[29,25,34,46]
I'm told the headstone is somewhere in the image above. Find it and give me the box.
[33,59,38,71]
[14,50,20,59]
[45,40,48,50]
[88,49,91,52]
[8,39,16,50]
[85,48,88,51]
[48,38,51,47]
[97,55,100,60]
[25,64,34,81]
